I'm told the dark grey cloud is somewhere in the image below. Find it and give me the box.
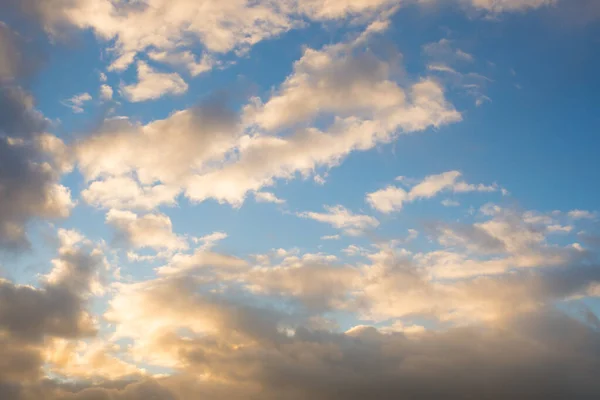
[3,309,599,400]
[0,23,22,82]
[0,238,105,393]
[0,27,71,249]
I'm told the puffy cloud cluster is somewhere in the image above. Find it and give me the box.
[2,0,563,104]
[75,27,460,210]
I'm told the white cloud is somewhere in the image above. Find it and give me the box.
[298,0,399,20]
[155,249,247,276]
[321,234,341,240]
[298,205,379,236]
[192,231,228,251]
[184,31,461,206]
[76,99,239,210]
[366,186,408,213]
[106,209,187,251]
[568,210,596,220]
[75,27,460,211]
[81,176,180,210]
[254,191,286,204]
[121,62,188,102]
[367,171,500,213]
[441,198,460,207]
[100,84,113,100]
[45,0,299,73]
[62,92,92,113]
[468,0,557,13]
[148,50,217,76]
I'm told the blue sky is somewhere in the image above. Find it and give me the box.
[1,0,600,398]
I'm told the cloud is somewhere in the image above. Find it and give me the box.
[246,254,357,310]
[76,27,460,210]
[298,205,380,236]
[254,191,286,204]
[0,23,24,82]
[423,38,494,106]
[0,230,107,345]
[4,0,298,73]
[106,209,188,251]
[3,1,600,398]
[76,96,239,210]
[81,176,180,211]
[121,62,188,102]
[100,84,113,101]
[192,231,228,250]
[298,0,400,20]
[423,38,474,63]
[367,170,500,213]
[184,32,461,206]
[366,186,408,213]
[569,210,596,220]
[3,206,600,399]
[467,0,557,13]
[28,270,600,400]
[441,198,460,207]
[148,50,217,77]
[0,84,74,249]
[45,339,144,381]
[155,248,247,277]
[61,92,92,113]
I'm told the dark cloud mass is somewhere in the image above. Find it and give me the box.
[0,237,106,396]
[1,309,600,400]
[0,24,71,249]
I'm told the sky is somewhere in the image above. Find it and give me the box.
[1,0,600,399]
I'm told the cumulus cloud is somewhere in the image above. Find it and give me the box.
[254,191,286,204]
[99,84,113,101]
[367,170,500,213]
[121,62,188,102]
[185,33,460,206]
[298,205,380,236]
[61,92,92,113]
[75,27,460,209]
[76,96,239,209]
[148,50,217,77]
[106,209,187,251]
